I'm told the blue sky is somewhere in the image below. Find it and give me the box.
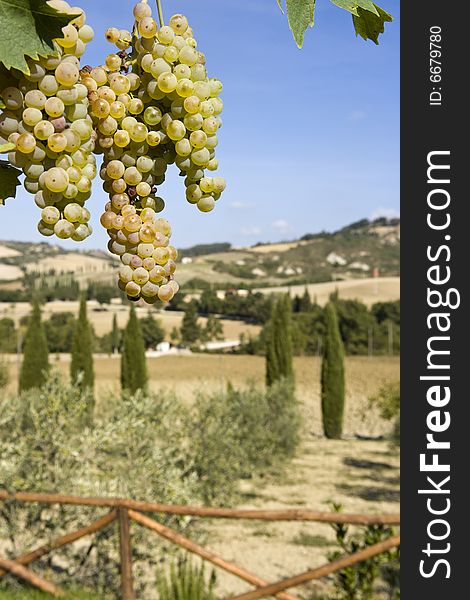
[1,0,399,249]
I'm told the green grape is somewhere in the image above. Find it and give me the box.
[64,129,81,152]
[39,75,59,96]
[71,223,90,241]
[78,24,94,43]
[1,87,23,110]
[47,133,68,153]
[106,53,122,71]
[105,27,120,44]
[54,218,75,239]
[169,14,189,35]
[63,183,78,199]
[107,160,125,179]
[24,89,46,110]
[194,81,210,100]
[44,167,69,192]
[197,196,215,212]
[150,58,171,78]
[77,176,92,193]
[136,181,151,196]
[157,73,178,94]
[114,129,131,148]
[185,183,202,203]
[183,95,200,114]
[175,138,191,157]
[128,98,144,115]
[191,147,210,167]
[41,206,60,225]
[179,46,198,66]
[136,155,154,172]
[143,106,162,126]
[157,26,175,44]
[189,130,207,149]
[174,64,191,80]
[130,123,148,143]
[125,281,141,298]
[110,75,131,95]
[190,63,206,82]
[64,202,83,222]
[110,101,126,119]
[139,17,158,39]
[0,112,19,136]
[124,166,143,185]
[184,112,203,131]
[37,220,55,237]
[176,78,195,98]
[22,107,43,127]
[57,87,79,105]
[99,116,118,136]
[121,116,137,132]
[166,120,186,141]
[202,117,219,134]
[55,62,80,86]
[70,119,92,140]
[44,97,65,118]
[16,132,37,153]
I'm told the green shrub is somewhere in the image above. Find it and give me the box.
[323,504,400,600]
[369,381,400,446]
[188,379,300,504]
[156,555,217,600]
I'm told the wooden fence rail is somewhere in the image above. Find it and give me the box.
[0,490,400,600]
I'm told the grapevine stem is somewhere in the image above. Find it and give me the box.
[156,0,165,27]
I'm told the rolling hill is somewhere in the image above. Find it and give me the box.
[0,217,399,292]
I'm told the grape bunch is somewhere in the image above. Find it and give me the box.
[93,1,226,303]
[0,0,228,305]
[0,0,96,242]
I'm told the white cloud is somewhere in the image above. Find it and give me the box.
[241,226,262,236]
[370,207,400,220]
[230,201,254,209]
[272,219,294,234]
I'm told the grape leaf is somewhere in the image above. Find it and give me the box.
[330,0,379,17]
[0,160,21,205]
[353,4,393,44]
[0,143,16,153]
[0,0,78,74]
[286,0,315,48]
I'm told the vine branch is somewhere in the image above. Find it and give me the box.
[156,0,164,28]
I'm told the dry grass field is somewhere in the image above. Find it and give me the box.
[0,301,260,339]
[255,276,400,307]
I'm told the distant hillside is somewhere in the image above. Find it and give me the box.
[177,217,399,286]
[0,218,399,290]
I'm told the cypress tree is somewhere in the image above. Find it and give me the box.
[121,305,148,393]
[180,301,200,344]
[111,313,120,354]
[266,294,294,387]
[70,295,94,390]
[321,302,345,439]
[19,298,49,392]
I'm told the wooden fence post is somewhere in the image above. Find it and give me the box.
[118,507,135,600]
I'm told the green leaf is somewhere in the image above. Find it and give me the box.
[286,0,316,48]
[330,0,379,17]
[0,0,78,74]
[353,4,393,44]
[0,160,22,205]
[0,143,15,153]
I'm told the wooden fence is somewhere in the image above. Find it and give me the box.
[0,490,400,599]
